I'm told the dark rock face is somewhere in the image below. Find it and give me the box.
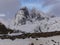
[30,8,45,20]
[30,43,34,45]
[20,7,29,19]
[0,23,7,34]
[18,17,26,25]
[0,23,13,34]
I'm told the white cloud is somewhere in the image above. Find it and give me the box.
[42,0,60,6]
[0,14,6,17]
[0,0,20,19]
[41,0,60,16]
[0,18,8,27]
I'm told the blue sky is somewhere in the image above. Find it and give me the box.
[0,0,60,21]
[20,0,52,13]
[19,0,60,16]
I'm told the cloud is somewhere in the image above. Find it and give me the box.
[42,0,60,6]
[0,0,20,19]
[0,18,9,27]
[0,14,6,17]
[41,0,60,16]
[0,0,19,10]
[48,3,60,16]
[20,0,60,14]
[0,0,20,27]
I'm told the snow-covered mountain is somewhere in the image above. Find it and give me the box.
[0,7,60,45]
[10,7,60,33]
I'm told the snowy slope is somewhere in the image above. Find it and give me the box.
[40,17,60,32]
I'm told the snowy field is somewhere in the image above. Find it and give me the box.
[0,39,31,45]
[0,35,60,45]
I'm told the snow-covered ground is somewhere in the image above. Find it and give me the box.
[0,35,60,45]
[0,39,30,45]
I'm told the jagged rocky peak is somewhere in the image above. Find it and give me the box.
[14,7,46,26]
[16,7,29,18]
[30,8,45,20]
[20,7,29,18]
[14,7,29,25]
